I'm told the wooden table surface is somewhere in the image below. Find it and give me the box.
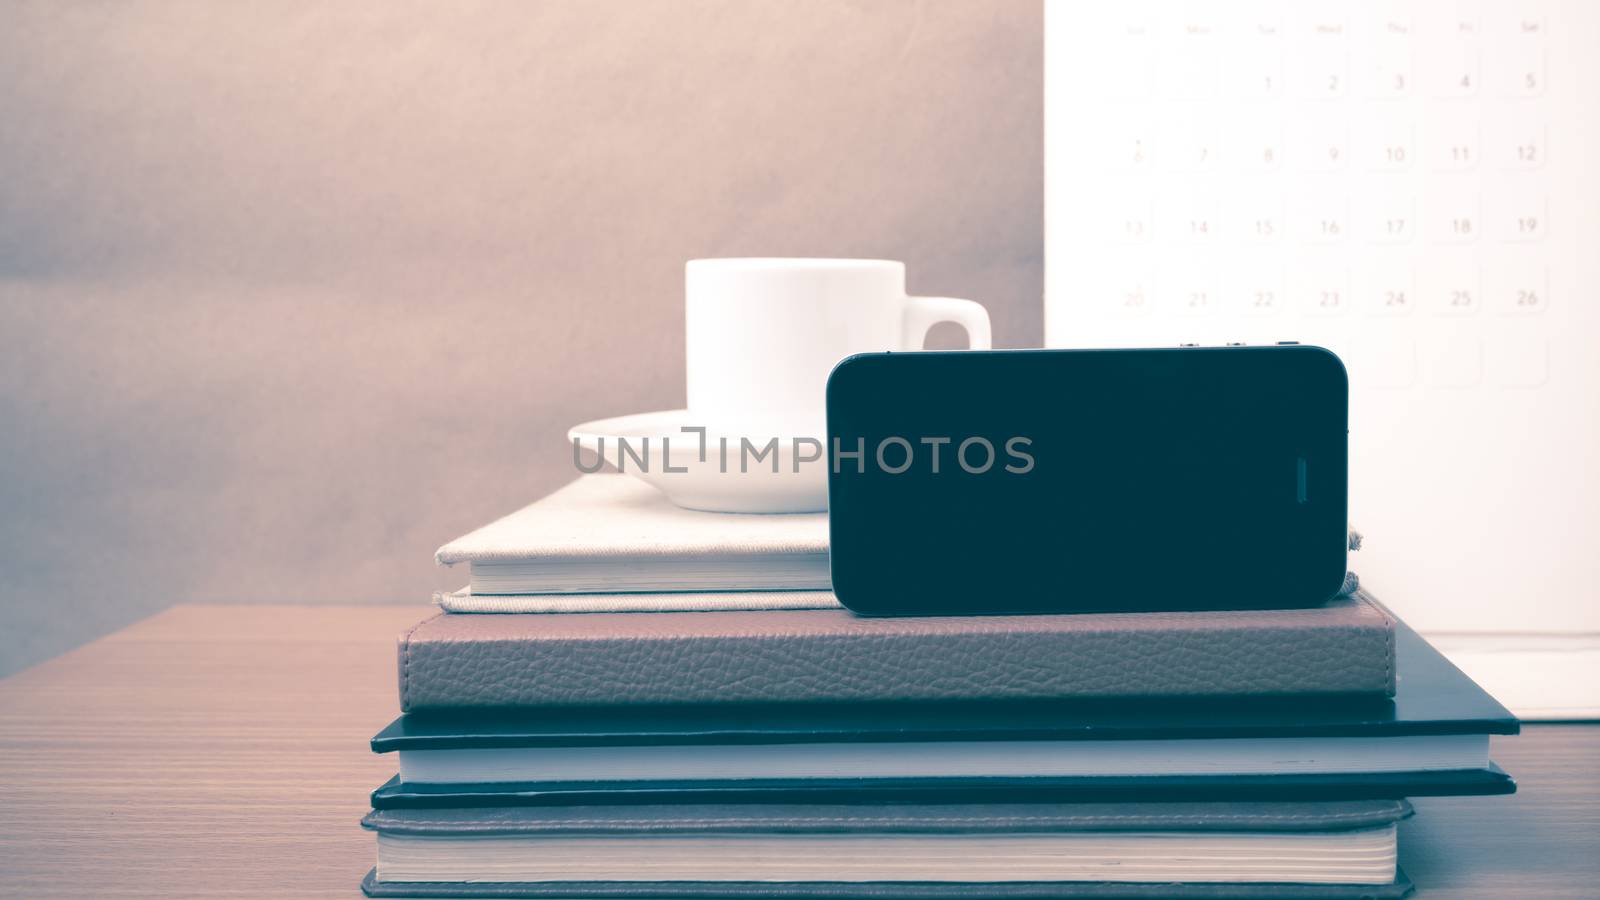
[0,605,1595,898]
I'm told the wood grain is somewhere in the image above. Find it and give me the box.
[1402,724,1600,897]
[0,604,1595,898]
[0,605,425,898]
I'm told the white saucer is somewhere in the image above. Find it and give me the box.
[567,410,828,513]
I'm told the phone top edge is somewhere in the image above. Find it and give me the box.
[829,344,1349,361]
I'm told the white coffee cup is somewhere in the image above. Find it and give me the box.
[685,258,991,436]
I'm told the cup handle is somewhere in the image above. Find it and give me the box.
[902,296,992,350]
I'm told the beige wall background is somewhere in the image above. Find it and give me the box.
[0,1,1042,676]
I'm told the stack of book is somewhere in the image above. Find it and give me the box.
[362,475,1517,899]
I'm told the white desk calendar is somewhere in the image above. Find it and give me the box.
[1046,1,1600,717]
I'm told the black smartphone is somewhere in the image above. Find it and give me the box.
[825,346,1348,616]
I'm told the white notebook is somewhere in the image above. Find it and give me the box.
[435,476,831,597]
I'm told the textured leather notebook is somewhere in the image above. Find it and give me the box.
[397,590,1396,711]
[360,799,1414,898]
[372,621,1514,804]
[379,619,1508,750]
[435,475,830,596]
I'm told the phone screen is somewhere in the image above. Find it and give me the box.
[825,346,1348,615]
